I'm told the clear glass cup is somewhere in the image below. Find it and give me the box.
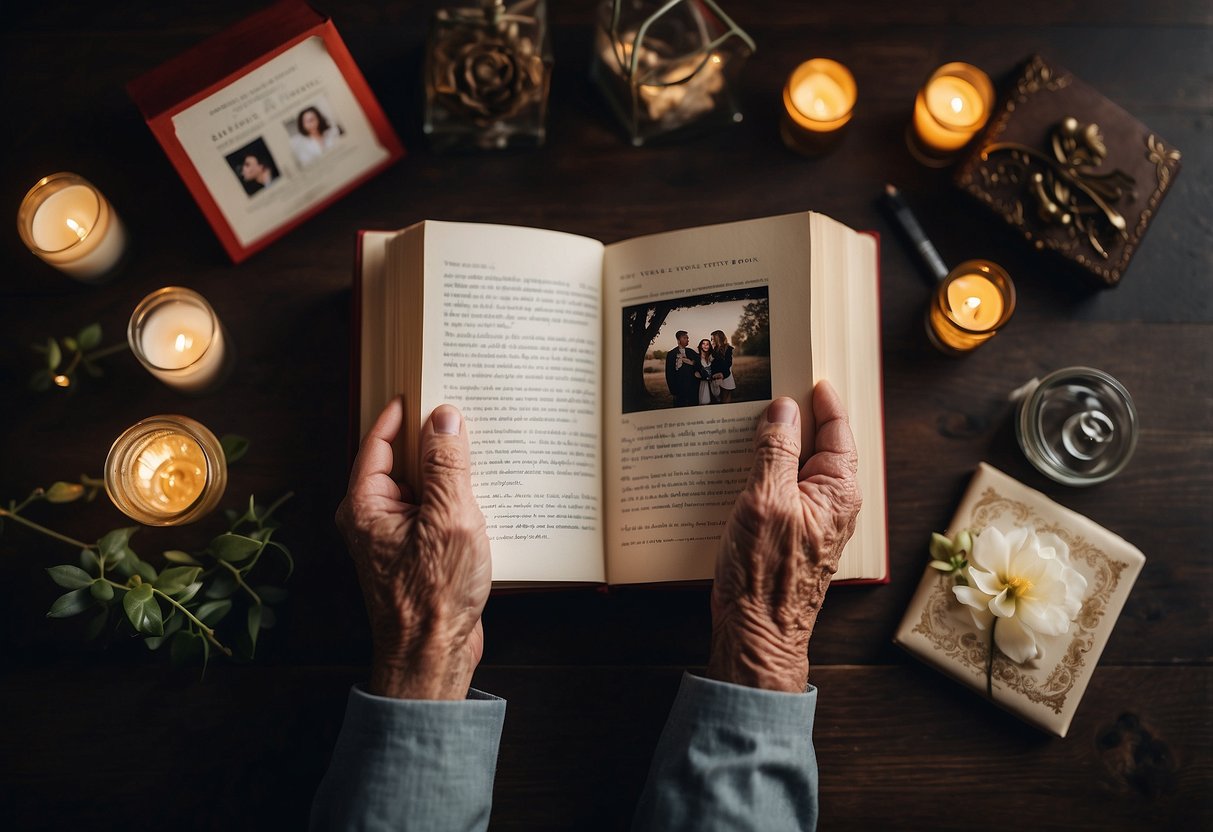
[105,415,228,525]
[17,172,127,281]
[1015,367,1138,486]
[128,286,230,394]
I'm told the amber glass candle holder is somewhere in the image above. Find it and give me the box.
[907,62,994,167]
[926,259,1016,355]
[780,58,856,156]
[105,415,227,526]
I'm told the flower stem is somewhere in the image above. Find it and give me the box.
[85,342,130,361]
[986,620,997,699]
[0,507,91,550]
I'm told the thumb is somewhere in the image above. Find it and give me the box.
[419,404,476,508]
[748,397,802,493]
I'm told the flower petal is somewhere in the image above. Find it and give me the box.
[969,567,1004,596]
[995,616,1040,663]
[1037,532,1070,565]
[972,527,1010,574]
[953,585,992,610]
[989,587,1017,618]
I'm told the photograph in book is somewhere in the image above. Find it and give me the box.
[622,286,772,414]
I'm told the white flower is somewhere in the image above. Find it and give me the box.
[952,526,1088,664]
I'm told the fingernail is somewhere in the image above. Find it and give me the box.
[767,398,798,425]
[432,406,460,435]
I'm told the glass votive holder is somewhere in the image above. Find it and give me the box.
[908,62,994,167]
[589,0,755,146]
[780,58,856,156]
[1014,367,1138,486]
[925,259,1016,355]
[105,415,228,526]
[17,172,127,282]
[424,0,554,151]
[128,287,231,394]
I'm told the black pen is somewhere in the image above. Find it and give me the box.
[882,183,949,282]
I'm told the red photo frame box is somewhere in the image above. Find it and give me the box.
[127,0,404,262]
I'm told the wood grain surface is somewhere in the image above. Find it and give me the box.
[1,1,1209,829]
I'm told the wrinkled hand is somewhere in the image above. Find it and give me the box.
[707,381,861,692]
[336,399,491,700]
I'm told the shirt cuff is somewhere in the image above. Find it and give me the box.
[673,673,817,732]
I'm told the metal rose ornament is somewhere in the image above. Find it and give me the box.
[425,0,553,150]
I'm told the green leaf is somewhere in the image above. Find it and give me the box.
[163,550,201,566]
[122,584,163,636]
[144,634,167,650]
[247,604,262,651]
[929,532,953,562]
[47,564,93,589]
[80,548,101,576]
[134,559,158,583]
[253,585,289,604]
[175,581,203,604]
[268,542,295,579]
[90,581,115,602]
[98,527,137,563]
[45,481,85,503]
[154,566,201,595]
[220,435,250,465]
[84,607,109,641]
[196,599,232,626]
[77,323,102,351]
[203,570,237,599]
[29,369,52,392]
[163,612,185,638]
[259,606,277,629]
[47,588,92,618]
[81,359,104,378]
[63,336,79,352]
[210,533,262,563]
[46,338,62,371]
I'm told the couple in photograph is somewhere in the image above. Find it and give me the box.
[664,329,735,406]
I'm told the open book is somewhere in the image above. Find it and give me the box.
[354,212,887,586]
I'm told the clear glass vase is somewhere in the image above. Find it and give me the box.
[590,0,755,146]
[424,0,553,151]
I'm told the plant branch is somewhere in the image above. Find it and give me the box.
[0,507,91,550]
[85,342,130,361]
[256,491,295,527]
[218,559,262,606]
[148,585,232,657]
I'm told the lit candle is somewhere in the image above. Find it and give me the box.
[105,415,228,526]
[128,287,229,393]
[927,260,1016,354]
[17,173,127,281]
[782,59,856,154]
[910,62,993,160]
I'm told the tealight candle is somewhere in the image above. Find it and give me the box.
[128,287,230,393]
[926,260,1016,354]
[104,415,227,526]
[781,58,857,155]
[909,62,993,163]
[17,173,127,281]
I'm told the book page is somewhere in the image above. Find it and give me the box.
[602,214,815,584]
[416,222,606,583]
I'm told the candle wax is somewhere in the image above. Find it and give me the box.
[924,75,985,129]
[139,300,215,370]
[30,185,98,251]
[946,273,1004,331]
[132,432,206,513]
[790,73,849,123]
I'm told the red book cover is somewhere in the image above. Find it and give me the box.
[128,1,404,263]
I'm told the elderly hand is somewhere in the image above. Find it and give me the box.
[707,381,861,692]
[336,398,491,700]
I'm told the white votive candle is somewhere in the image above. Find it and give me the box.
[128,287,228,393]
[17,173,127,281]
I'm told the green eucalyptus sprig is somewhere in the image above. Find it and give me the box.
[29,322,129,392]
[1,479,293,674]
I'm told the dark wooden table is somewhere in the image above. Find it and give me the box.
[2,1,1210,828]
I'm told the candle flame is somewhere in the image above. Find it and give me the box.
[710,54,721,64]
[53,374,71,388]
[174,333,193,352]
[813,97,826,115]
[950,96,964,114]
[964,296,982,317]
[64,218,87,241]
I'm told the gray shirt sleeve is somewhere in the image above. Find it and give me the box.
[310,685,506,832]
[632,673,820,832]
